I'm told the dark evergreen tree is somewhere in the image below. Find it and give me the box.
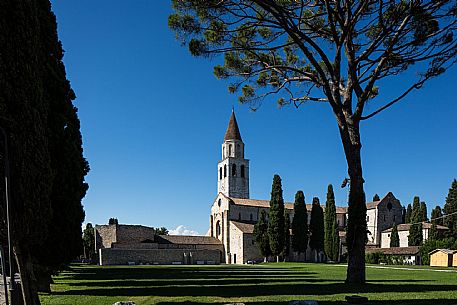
[373,194,380,201]
[420,201,428,222]
[409,197,423,246]
[109,218,119,225]
[253,210,270,261]
[444,179,457,237]
[0,0,88,302]
[155,227,169,235]
[429,223,438,241]
[405,204,413,223]
[324,184,338,261]
[390,224,400,247]
[282,211,291,260]
[268,175,285,262]
[169,0,457,283]
[83,223,95,260]
[431,206,443,226]
[291,190,308,258]
[401,206,406,224]
[331,218,340,262]
[309,197,324,260]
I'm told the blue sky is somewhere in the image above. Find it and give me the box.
[50,0,457,235]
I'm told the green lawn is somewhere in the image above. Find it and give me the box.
[39,263,457,305]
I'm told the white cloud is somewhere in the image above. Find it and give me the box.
[169,225,200,236]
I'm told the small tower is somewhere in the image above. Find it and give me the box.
[217,110,250,198]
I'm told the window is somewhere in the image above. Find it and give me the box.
[250,213,253,221]
[216,221,221,237]
[218,199,221,207]
[224,165,227,177]
[393,215,396,221]
[238,212,241,220]
[252,240,255,245]
[388,234,390,237]
[240,165,245,178]
[366,216,369,222]
[383,215,386,221]
[219,167,222,180]
[223,147,225,158]
[232,164,237,176]
[229,144,232,156]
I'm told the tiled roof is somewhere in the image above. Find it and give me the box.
[382,223,449,233]
[156,235,222,245]
[366,246,420,255]
[224,110,242,141]
[231,221,255,234]
[229,197,347,214]
[366,200,381,209]
[429,249,457,255]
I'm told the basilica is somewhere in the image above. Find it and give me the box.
[95,111,408,265]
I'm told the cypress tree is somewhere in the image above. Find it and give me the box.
[431,206,443,226]
[405,204,412,223]
[444,179,457,237]
[429,223,438,241]
[253,209,271,261]
[420,201,428,222]
[401,206,406,223]
[373,194,380,201]
[282,211,290,260]
[409,197,423,246]
[309,197,324,260]
[83,223,95,260]
[331,218,340,262]
[324,184,337,261]
[268,174,285,262]
[390,224,400,247]
[291,190,308,258]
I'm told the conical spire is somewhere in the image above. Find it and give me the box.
[224,109,242,141]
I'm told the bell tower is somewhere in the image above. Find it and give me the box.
[217,110,249,198]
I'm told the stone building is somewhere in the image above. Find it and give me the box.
[95,224,223,265]
[380,222,449,248]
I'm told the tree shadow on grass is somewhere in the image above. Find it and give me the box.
[154,300,457,305]
[50,282,457,298]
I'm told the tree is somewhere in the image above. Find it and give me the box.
[268,175,285,262]
[431,205,443,226]
[390,224,400,247]
[253,209,270,261]
[291,190,308,259]
[109,218,119,225]
[1,0,88,303]
[83,223,95,260]
[324,184,339,261]
[429,223,438,241]
[409,197,423,246]
[169,0,457,283]
[282,210,291,260]
[373,194,380,202]
[444,179,457,237]
[309,197,324,261]
[155,227,169,235]
[331,218,340,262]
[401,206,406,224]
[420,201,428,222]
[405,204,413,223]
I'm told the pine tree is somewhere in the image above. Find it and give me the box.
[309,197,325,260]
[324,184,338,261]
[405,204,413,223]
[282,211,291,260]
[444,179,457,237]
[390,224,400,247]
[420,201,428,222]
[253,210,270,261]
[373,194,380,201]
[291,190,308,258]
[268,175,285,262]
[409,197,423,246]
[431,206,443,226]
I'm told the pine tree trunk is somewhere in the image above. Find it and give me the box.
[338,118,367,284]
[14,246,41,305]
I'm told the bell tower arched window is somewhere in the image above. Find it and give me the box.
[229,144,232,156]
[232,164,237,176]
[224,165,227,177]
[240,165,245,178]
[219,167,222,180]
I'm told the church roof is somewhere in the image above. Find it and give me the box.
[366,192,396,209]
[382,222,449,233]
[231,221,255,234]
[365,246,420,255]
[228,197,347,214]
[224,110,242,141]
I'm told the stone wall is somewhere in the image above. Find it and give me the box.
[242,233,262,263]
[99,248,222,265]
[95,224,117,250]
[116,225,156,244]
